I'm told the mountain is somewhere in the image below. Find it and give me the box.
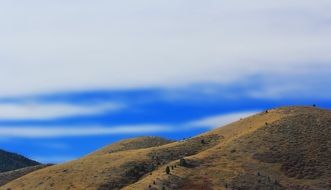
[0,149,40,173]
[1,106,330,190]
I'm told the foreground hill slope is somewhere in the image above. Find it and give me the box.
[124,107,330,190]
[0,149,40,173]
[2,106,330,190]
[0,165,51,186]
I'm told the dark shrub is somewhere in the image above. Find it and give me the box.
[165,166,170,174]
[179,158,187,167]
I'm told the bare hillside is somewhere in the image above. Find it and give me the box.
[0,165,51,186]
[2,106,330,190]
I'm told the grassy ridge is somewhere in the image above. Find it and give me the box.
[1,106,330,190]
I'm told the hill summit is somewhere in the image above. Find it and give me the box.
[1,106,330,190]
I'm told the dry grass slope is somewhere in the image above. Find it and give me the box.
[0,165,51,186]
[1,106,330,190]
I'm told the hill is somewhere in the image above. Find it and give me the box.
[90,136,175,156]
[1,106,330,190]
[0,149,40,173]
[0,165,51,186]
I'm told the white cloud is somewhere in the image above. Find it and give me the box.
[0,110,259,139]
[0,0,330,97]
[0,102,122,120]
[0,125,172,138]
[188,111,259,129]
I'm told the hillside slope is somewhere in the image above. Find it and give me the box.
[0,165,51,186]
[124,107,330,190]
[0,149,40,173]
[2,106,330,190]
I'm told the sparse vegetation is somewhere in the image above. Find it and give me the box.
[165,166,170,175]
[179,158,187,167]
[0,165,51,186]
[2,106,330,190]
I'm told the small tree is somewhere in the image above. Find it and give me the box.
[274,179,279,186]
[165,166,170,174]
[179,158,187,167]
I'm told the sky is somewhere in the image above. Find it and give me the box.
[0,0,331,163]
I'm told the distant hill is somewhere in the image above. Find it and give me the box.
[0,149,40,173]
[91,136,175,156]
[2,106,330,190]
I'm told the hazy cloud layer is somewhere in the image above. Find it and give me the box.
[188,111,259,129]
[0,125,172,138]
[0,0,330,97]
[0,110,258,138]
[0,102,122,120]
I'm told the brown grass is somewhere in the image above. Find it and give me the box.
[2,106,330,190]
[0,165,51,186]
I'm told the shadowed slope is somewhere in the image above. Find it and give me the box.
[0,149,40,173]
